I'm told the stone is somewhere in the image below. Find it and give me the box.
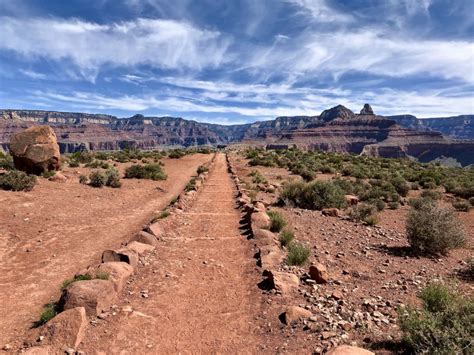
[253,228,278,247]
[146,222,165,239]
[97,262,134,291]
[266,271,299,294]
[42,307,87,349]
[102,249,138,268]
[48,172,67,182]
[360,103,375,115]
[331,290,343,300]
[281,306,313,325]
[125,241,155,256]
[130,231,158,246]
[259,245,284,271]
[254,201,266,211]
[23,347,51,355]
[251,211,270,230]
[9,126,60,174]
[309,263,329,284]
[58,280,116,316]
[327,345,374,355]
[344,195,359,206]
[322,208,340,217]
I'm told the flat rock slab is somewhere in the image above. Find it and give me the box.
[126,241,155,256]
[97,262,134,292]
[58,280,116,316]
[42,307,87,349]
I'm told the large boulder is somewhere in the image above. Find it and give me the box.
[281,306,313,325]
[42,307,87,349]
[58,280,116,316]
[97,262,134,292]
[9,126,60,174]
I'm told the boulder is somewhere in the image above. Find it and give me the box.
[309,263,329,284]
[97,262,134,292]
[265,271,299,294]
[146,222,164,239]
[259,245,284,271]
[327,345,374,355]
[130,231,158,246]
[251,211,270,230]
[345,194,359,206]
[9,126,60,174]
[48,172,67,182]
[42,307,87,349]
[125,241,155,256]
[253,201,266,212]
[253,228,278,247]
[58,280,116,316]
[322,208,340,217]
[281,306,313,325]
[23,347,51,355]
[102,249,138,268]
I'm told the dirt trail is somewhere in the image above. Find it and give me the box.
[81,153,264,353]
[0,154,211,346]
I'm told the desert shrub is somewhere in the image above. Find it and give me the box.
[34,303,57,327]
[373,199,386,212]
[286,242,311,266]
[105,168,121,188]
[197,165,209,174]
[267,210,286,232]
[89,170,106,188]
[0,170,37,191]
[42,170,56,178]
[185,177,197,192]
[61,274,92,290]
[469,197,474,206]
[124,164,167,180]
[156,209,170,220]
[421,189,442,200]
[452,199,470,212]
[406,203,465,256]
[249,169,267,184]
[68,160,80,168]
[70,151,94,164]
[168,149,186,159]
[281,180,346,210]
[390,176,410,197]
[79,174,88,185]
[398,283,473,354]
[279,230,294,247]
[350,204,379,225]
[408,197,436,210]
[0,153,14,170]
[388,201,399,210]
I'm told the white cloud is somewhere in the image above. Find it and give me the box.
[19,69,47,79]
[287,0,353,23]
[0,17,229,78]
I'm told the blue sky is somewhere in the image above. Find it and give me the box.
[0,0,473,124]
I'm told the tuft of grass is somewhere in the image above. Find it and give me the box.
[286,242,311,266]
[42,170,56,179]
[34,303,57,327]
[267,210,286,232]
[185,177,197,192]
[279,230,294,247]
[399,283,473,354]
[61,274,92,290]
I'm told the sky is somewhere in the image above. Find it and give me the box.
[0,0,473,124]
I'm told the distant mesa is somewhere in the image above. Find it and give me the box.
[360,104,374,115]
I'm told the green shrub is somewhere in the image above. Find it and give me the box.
[249,169,267,184]
[79,174,88,184]
[89,170,106,188]
[0,170,37,191]
[42,170,56,179]
[469,197,474,206]
[185,178,196,192]
[406,203,465,256]
[267,210,286,232]
[399,283,473,354]
[0,153,14,170]
[105,168,121,188]
[279,230,295,247]
[350,204,379,225]
[390,176,410,197]
[34,303,57,327]
[197,165,209,174]
[388,201,399,209]
[168,149,186,159]
[452,199,471,212]
[421,189,442,200]
[61,274,92,290]
[281,180,346,210]
[286,242,311,266]
[409,197,436,210]
[68,160,80,168]
[124,164,167,180]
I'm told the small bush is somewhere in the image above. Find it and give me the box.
[279,230,294,247]
[61,272,108,290]
[197,165,209,174]
[286,242,311,266]
[469,197,474,206]
[249,169,267,184]
[89,170,106,188]
[350,204,379,225]
[68,160,80,168]
[105,168,121,188]
[124,164,167,180]
[79,174,88,184]
[452,199,471,212]
[399,283,473,354]
[0,170,37,191]
[185,177,196,192]
[0,153,14,170]
[406,203,465,256]
[267,210,286,232]
[421,189,442,200]
[281,180,346,210]
[34,303,57,327]
[157,209,170,220]
[388,201,399,209]
[42,170,56,179]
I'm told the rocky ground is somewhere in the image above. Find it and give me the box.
[228,152,473,353]
[0,154,211,347]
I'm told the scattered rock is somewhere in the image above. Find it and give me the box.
[327,345,374,355]
[58,280,116,316]
[309,263,329,284]
[97,262,134,292]
[131,231,158,246]
[281,306,313,325]
[102,249,138,268]
[9,126,60,174]
[125,241,155,256]
[146,222,165,239]
[266,271,299,294]
[344,195,359,206]
[48,172,67,182]
[331,290,343,300]
[322,208,340,217]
